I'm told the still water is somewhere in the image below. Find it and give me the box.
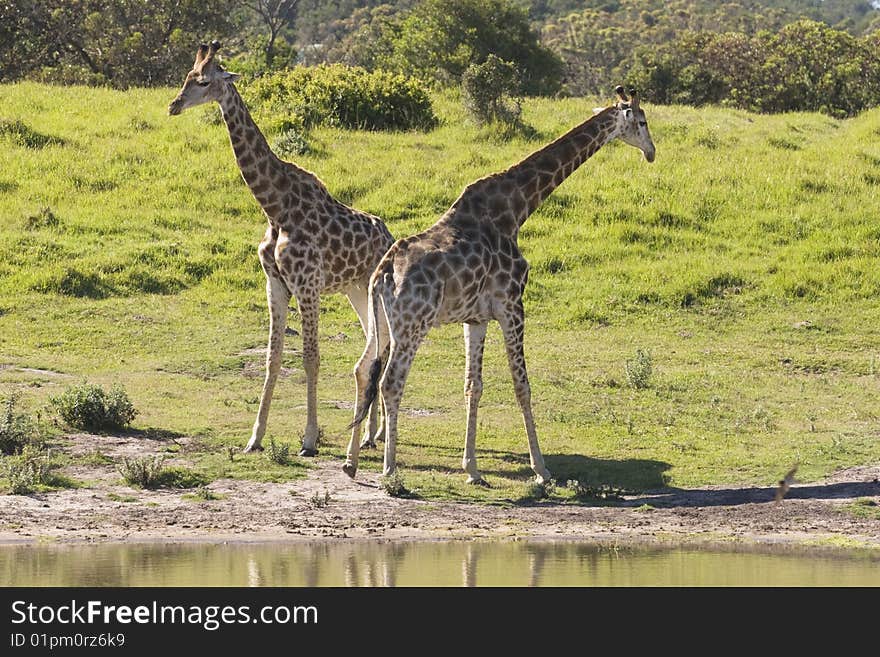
[1,541,878,587]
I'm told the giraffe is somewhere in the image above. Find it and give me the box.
[344,86,655,485]
[168,41,393,456]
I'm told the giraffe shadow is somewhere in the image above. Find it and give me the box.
[625,480,880,509]
[402,444,671,493]
[486,453,672,493]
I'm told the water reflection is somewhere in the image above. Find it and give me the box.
[1,541,878,587]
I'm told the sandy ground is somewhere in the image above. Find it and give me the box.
[1,432,879,548]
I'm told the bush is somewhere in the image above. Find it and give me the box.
[266,438,291,465]
[0,393,43,455]
[2,444,53,494]
[51,382,138,431]
[461,55,523,126]
[625,349,653,390]
[625,21,880,118]
[244,64,437,132]
[272,126,311,157]
[379,470,411,497]
[117,455,166,488]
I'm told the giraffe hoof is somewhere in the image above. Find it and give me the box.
[298,448,318,457]
[243,444,264,453]
[360,438,377,450]
[342,463,357,479]
[466,477,491,488]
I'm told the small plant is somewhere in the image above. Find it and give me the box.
[117,455,167,488]
[226,446,236,462]
[107,493,138,503]
[266,438,291,465]
[524,479,556,501]
[51,382,138,431]
[186,485,223,502]
[567,479,626,502]
[309,489,332,508]
[79,450,113,466]
[157,467,210,489]
[380,470,410,498]
[272,126,310,157]
[2,444,53,494]
[625,349,653,389]
[25,206,60,230]
[1,393,44,455]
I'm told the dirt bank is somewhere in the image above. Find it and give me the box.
[1,432,879,548]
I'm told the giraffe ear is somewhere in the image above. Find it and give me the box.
[615,85,630,103]
[630,89,641,110]
[221,71,240,83]
[195,43,209,66]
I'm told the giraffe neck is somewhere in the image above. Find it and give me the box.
[506,107,620,225]
[217,84,291,218]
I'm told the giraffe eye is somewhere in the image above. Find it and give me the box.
[196,79,210,87]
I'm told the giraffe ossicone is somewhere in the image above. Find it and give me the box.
[169,41,393,456]
[345,85,655,485]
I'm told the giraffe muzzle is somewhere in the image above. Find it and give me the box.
[644,147,656,163]
[168,98,183,116]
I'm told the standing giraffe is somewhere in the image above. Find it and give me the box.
[168,42,393,455]
[345,87,655,484]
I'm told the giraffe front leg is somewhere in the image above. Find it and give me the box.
[244,275,290,453]
[499,303,551,484]
[298,294,321,457]
[462,322,489,487]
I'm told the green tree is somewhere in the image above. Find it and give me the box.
[461,54,523,124]
[386,0,563,94]
[0,0,237,87]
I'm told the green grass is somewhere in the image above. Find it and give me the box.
[843,498,880,520]
[106,492,138,503]
[1,82,880,503]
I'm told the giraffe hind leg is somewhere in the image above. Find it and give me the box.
[462,322,490,486]
[297,293,321,457]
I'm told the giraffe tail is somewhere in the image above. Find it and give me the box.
[347,269,390,430]
[347,357,383,430]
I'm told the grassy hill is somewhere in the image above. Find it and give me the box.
[1,82,879,501]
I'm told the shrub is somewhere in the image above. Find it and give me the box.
[51,382,138,431]
[244,64,437,132]
[117,455,166,488]
[379,470,411,497]
[461,55,523,126]
[624,349,653,390]
[309,490,332,508]
[2,444,53,494]
[266,438,291,465]
[0,393,44,455]
[272,126,311,157]
[625,20,880,118]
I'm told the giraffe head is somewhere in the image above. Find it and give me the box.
[612,85,655,163]
[168,41,240,116]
